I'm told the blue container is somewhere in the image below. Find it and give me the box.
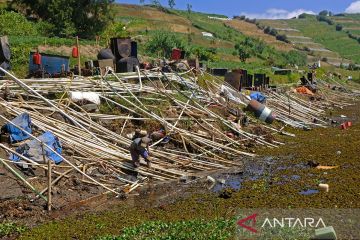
[29,52,69,76]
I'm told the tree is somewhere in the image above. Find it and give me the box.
[11,0,115,38]
[336,24,343,31]
[187,3,192,14]
[145,31,187,58]
[235,43,250,62]
[152,0,161,6]
[140,0,145,4]
[298,13,307,19]
[319,10,329,16]
[168,0,175,9]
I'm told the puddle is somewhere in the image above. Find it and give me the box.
[209,156,309,193]
[299,189,319,195]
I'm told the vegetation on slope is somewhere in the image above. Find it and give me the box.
[286,15,360,63]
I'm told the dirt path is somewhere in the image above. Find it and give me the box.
[13,102,360,239]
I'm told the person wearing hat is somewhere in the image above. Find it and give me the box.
[129,136,152,168]
[132,129,148,140]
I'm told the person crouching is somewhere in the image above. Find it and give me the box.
[130,136,152,168]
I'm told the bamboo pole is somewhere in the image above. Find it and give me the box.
[47,158,52,211]
[76,36,81,76]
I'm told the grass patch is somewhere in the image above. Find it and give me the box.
[0,222,27,238]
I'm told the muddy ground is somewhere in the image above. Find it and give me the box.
[1,102,359,239]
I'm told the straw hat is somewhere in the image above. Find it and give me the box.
[140,137,151,148]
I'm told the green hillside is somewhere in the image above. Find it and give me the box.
[0,2,359,79]
[258,14,360,65]
[286,15,360,63]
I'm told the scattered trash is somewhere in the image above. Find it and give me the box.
[318,183,329,192]
[218,178,226,185]
[294,86,314,95]
[247,99,275,124]
[1,113,32,143]
[250,92,266,104]
[10,131,63,165]
[206,176,216,183]
[69,91,101,105]
[336,151,342,155]
[316,166,339,170]
[299,189,319,195]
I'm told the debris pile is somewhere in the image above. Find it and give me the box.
[0,64,358,210]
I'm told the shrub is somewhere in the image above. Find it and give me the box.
[269,28,278,36]
[145,31,188,58]
[319,10,329,16]
[316,15,334,25]
[282,50,307,66]
[336,24,343,31]
[348,63,360,71]
[298,13,307,19]
[264,26,271,34]
[234,15,245,20]
[276,34,289,43]
[190,46,217,62]
[0,10,38,36]
[35,21,55,36]
[100,22,128,46]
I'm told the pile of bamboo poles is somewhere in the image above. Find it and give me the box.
[0,65,358,210]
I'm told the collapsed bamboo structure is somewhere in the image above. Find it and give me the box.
[0,65,358,209]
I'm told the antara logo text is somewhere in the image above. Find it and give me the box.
[237,213,327,233]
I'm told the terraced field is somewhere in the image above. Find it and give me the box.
[225,19,294,51]
[258,17,356,66]
[286,15,360,64]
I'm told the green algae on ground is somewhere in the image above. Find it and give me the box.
[96,218,234,240]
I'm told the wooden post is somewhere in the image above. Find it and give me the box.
[47,158,52,211]
[76,36,81,76]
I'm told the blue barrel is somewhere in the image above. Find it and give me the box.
[29,52,69,76]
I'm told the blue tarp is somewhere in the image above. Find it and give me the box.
[250,92,266,103]
[10,131,63,165]
[2,113,32,143]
